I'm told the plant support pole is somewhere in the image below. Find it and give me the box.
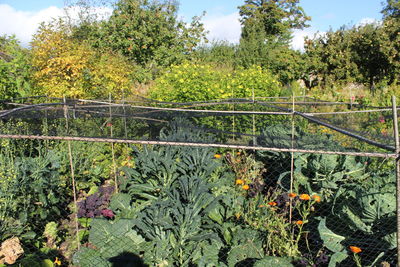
[290,94,295,224]
[109,93,118,193]
[393,96,400,265]
[63,96,80,250]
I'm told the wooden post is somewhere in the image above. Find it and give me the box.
[63,96,80,250]
[122,90,128,139]
[392,96,400,265]
[252,87,256,149]
[289,94,295,224]
[109,93,118,193]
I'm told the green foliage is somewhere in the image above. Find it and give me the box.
[236,0,309,84]
[119,120,219,203]
[382,0,400,19]
[292,153,368,197]
[316,171,396,266]
[0,147,68,242]
[192,41,237,67]
[30,19,138,98]
[238,0,310,40]
[0,35,32,99]
[72,218,145,266]
[226,228,264,266]
[93,0,206,70]
[74,175,223,266]
[332,174,396,248]
[304,1,400,90]
[253,256,294,266]
[318,218,345,253]
[150,63,281,102]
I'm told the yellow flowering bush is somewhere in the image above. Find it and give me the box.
[149,63,282,102]
[30,19,137,99]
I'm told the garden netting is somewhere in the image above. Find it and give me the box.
[0,95,398,267]
[0,95,397,154]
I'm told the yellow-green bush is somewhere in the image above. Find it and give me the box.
[149,63,282,102]
[30,19,137,99]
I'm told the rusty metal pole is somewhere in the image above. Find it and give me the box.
[392,96,400,265]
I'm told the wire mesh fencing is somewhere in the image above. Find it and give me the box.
[0,95,398,266]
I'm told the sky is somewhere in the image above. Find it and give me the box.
[0,0,385,50]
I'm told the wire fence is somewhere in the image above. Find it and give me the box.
[0,95,399,267]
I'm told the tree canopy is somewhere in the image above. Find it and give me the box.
[91,0,207,69]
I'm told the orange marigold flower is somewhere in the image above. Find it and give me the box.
[258,204,265,208]
[242,184,250,190]
[299,194,311,201]
[288,192,297,198]
[236,151,241,155]
[235,179,245,185]
[349,246,362,254]
[268,201,277,206]
[312,195,321,203]
[214,154,222,159]
[295,220,303,225]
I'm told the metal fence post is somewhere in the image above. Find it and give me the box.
[392,96,400,265]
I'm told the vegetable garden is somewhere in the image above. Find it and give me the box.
[0,95,398,267]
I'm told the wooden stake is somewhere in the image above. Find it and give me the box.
[289,94,295,224]
[63,96,80,250]
[392,96,400,265]
[109,93,118,193]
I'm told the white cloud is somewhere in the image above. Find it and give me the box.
[202,12,241,43]
[0,4,64,46]
[291,28,323,51]
[356,17,381,27]
[0,4,112,47]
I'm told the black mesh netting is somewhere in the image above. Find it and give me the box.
[0,96,398,267]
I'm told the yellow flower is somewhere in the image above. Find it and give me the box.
[54,257,62,266]
[214,154,222,159]
[349,246,362,254]
[242,184,250,190]
[299,194,311,201]
[312,195,321,203]
[235,179,245,185]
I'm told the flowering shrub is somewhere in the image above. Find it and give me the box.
[149,63,282,102]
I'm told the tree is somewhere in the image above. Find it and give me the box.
[31,19,137,98]
[238,0,310,41]
[92,0,207,69]
[382,0,400,19]
[0,35,32,99]
[237,0,310,84]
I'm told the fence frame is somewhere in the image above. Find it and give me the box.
[0,95,399,265]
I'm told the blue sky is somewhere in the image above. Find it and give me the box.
[0,0,385,48]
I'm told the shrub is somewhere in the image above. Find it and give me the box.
[149,63,282,102]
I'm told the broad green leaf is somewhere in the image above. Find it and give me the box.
[41,259,54,267]
[109,193,131,211]
[254,256,294,267]
[318,218,345,253]
[73,247,110,267]
[328,252,348,267]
